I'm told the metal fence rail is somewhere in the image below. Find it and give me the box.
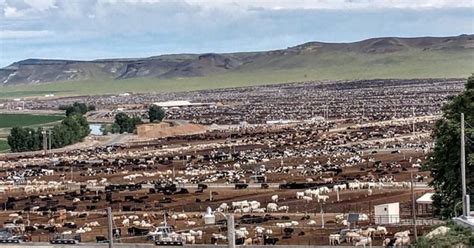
[0,243,387,248]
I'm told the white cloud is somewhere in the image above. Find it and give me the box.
[23,0,57,11]
[3,6,22,17]
[0,0,472,67]
[94,0,474,9]
[184,0,473,10]
[1,0,472,22]
[0,30,54,39]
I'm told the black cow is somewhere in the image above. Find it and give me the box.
[264,235,279,245]
[235,183,248,189]
[95,236,107,243]
[127,227,149,236]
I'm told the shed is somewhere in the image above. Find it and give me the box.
[416,193,434,215]
[374,202,400,224]
[416,193,434,204]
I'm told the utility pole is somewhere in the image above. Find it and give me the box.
[172,165,175,182]
[326,104,329,120]
[48,129,52,158]
[48,130,51,150]
[232,132,236,154]
[230,131,235,154]
[226,213,235,248]
[461,113,469,218]
[107,207,114,248]
[410,172,418,240]
[42,130,47,154]
[320,207,325,228]
[362,102,365,120]
[412,107,416,134]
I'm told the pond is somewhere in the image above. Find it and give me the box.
[89,123,104,135]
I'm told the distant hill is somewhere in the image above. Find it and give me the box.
[1,34,473,86]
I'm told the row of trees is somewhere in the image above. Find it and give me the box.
[100,113,144,135]
[7,103,92,152]
[59,102,95,117]
[101,105,165,134]
[8,115,90,152]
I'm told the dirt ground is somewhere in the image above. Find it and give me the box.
[0,118,437,245]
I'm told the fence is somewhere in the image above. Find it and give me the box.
[372,214,445,226]
[373,215,400,225]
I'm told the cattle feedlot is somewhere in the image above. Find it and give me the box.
[0,78,470,247]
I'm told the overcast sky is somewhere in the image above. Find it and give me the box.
[0,0,473,67]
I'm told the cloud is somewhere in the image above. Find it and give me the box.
[180,0,473,10]
[23,0,57,11]
[2,0,473,20]
[2,0,56,18]
[0,30,53,39]
[0,0,473,67]
[93,0,474,10]
[3,5,21,17]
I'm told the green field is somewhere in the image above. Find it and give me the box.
[0,49,472,99]
[0,113,64,128]
[0,139,9,152]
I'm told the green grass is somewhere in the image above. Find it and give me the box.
[0,49,472,99]
[0,139,9,152]
[0,113,64,128]
[415,222,474,247]
[0,90,69,99]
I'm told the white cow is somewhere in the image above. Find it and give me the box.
[317,195,329,203]
[329,234,341,245]
[394,230,410,238]
[296,192,305,199]
[267,203,278,212]
[394,236,410,247]
[354,237,372,248]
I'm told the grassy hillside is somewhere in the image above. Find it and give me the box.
[0,49,472,99]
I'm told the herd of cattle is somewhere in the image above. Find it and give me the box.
[3,78,464,125]
[0,78,465,246]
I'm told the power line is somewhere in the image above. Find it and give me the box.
[464,121,473,129]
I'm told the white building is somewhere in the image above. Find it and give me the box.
[374,202,400,224]
[153,100,215,109]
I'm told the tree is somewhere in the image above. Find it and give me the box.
[114,112,131,133]
[148,105,166,123]
[101,123,122,135]
[100,124,109,135]
[87,104,96,111]
[428,76,474,218]
[7,127,42,152]
[114,112,143,133]
[60,102,95,116]
[8,106,91,152]
[111,123,121,134]
[8,127,29,152]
